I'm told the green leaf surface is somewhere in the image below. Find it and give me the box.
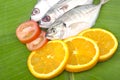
[0,0,120,80]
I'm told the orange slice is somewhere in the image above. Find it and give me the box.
[27,40,69,79]
[64,36,99,72]
[79,28,118,62]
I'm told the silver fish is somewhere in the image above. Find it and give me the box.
[40,0,93,28]
[46,0,109,40]
[31,0,62,21]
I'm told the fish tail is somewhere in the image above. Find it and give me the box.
[100,0,109,5]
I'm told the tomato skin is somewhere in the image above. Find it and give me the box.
[16,20,41,43]
[26,31,48,51]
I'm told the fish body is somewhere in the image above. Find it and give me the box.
[40,0,93,28]
[31,0,61,21]
[46,0,109,40]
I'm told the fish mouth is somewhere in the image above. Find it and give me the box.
[39,21,49,28]
[45,33,61,40]
[40,25,49,28]
[45,33,54,40]
[41,25,49,28]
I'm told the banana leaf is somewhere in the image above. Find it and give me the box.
[0,0,120,80]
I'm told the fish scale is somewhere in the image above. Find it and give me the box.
[46,0,109,40]
[40,0,93,28]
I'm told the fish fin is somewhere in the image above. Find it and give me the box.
[69,22,91,33]
[63,22,91,38]
[59,5,68,11]
[100,0,109,5]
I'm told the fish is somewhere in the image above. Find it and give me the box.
[40,0,93,28]
[31,0,62,21]
[46,0,109,40]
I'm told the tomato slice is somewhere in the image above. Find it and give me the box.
[26,31,48,51]
[16,20,41,43]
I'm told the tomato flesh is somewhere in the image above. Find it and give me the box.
[16,20,41,43]
[26,31,48,51]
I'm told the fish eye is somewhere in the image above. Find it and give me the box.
[42,15,51,22]
[51,28,56,33]
[53,29,56,33]
[32,8,40,15]
[63,23,66,27]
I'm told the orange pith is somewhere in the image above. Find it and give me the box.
[79,28,118,61]
[64,36,99,72]
[27,40,69,79]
